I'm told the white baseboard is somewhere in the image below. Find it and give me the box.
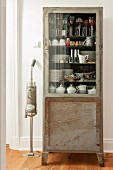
[19,137,42,151]
[10,137,20,150]
[10,137,113,153]
[103,138,113,153]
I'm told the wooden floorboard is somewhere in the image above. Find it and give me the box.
[6,146,113,170]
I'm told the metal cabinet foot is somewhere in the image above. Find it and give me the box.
[42,152,49,165]
[97,153,104,167]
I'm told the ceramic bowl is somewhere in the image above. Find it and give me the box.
[59,39,65,45]
[52,39,59,46]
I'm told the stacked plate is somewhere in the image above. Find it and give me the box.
[49,70,63,82]
[50,54,70,63]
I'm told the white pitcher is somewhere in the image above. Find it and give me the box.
[88,87,96,94]
[78,54,88,63]
[83,36,94,47]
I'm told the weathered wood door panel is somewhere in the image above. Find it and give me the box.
[44,97,101,152]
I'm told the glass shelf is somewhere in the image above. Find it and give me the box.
[49,45,96,51]
[49,35,96,41]
[49,62,96,65]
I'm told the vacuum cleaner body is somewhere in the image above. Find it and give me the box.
[25,81,37,117]
[25,59,38,118]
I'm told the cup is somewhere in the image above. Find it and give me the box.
[52,39,58,46]
[78,54,88,63]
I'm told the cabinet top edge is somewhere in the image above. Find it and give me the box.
[43,7,103,15]
[43,7,103,10]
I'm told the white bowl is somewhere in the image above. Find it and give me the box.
[59,39,65,45]
[52,39,58,46]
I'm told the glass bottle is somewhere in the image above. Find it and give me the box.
[74,49,77,63]
[76,49,79,63]
[91,26,94,37]
[69,26,73,36]
[62,18,67,36]
[69,49,73,63]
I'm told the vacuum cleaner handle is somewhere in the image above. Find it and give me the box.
[31,59,36,67]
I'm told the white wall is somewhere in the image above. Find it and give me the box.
[7,0,113,152]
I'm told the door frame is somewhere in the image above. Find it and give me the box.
[0,0,6,169]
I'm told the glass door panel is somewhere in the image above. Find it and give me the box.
[49,13,96,95]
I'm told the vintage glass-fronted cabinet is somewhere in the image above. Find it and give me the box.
[42,7,103,166]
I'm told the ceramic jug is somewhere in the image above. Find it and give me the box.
[78,54,88,63]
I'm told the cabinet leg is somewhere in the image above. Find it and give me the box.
[41,152,49,165]
[97,153,104,167]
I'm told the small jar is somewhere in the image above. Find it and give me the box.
[66,38,70,46]
[67,84,76,94]
[49,84,56,93]
[56,84,65,94]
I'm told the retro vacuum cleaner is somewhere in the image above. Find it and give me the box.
[23,59,40,157]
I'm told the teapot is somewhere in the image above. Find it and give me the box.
[56,84,65,94]
[78,54,88,63]
[67,84,76,94]
[49,84,56,93]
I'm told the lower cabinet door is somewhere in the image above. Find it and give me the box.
[44,97,102,152]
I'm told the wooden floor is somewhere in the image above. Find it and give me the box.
[6,146,113,170]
